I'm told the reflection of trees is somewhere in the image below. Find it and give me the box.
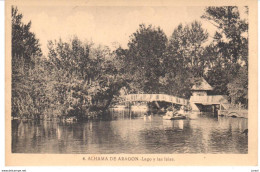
[56,118,135,154]
[208,127,233,153]
[208,117,248,153]
[12,114,248,154]
[13,117,143,153]
[138,119,207,153]
[12,120,60,153]
[11,120,19,152]
[166,120,207,153]
[217,117,248,132]
[106,119,149,153]
[84,120,135,153]
[108,109,141,119]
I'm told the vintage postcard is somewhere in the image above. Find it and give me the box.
[5,0,258,166]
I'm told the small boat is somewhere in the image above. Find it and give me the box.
[171,114,186,120]
[163,107,186,120]
[163,113,186,120]
[163,110,175,120]
[178,108,185,116]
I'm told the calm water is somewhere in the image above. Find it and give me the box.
[12,109,248,154]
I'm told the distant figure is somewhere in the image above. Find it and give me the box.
[179,106,185,115]
[242,129,248,136]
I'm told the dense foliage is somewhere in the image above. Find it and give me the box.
[12,6,43,118]
[11,6,248,118]
[202,6,248,106]
[123,24,168,93]
[163,21,209,98]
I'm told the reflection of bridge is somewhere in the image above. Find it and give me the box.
[122,94,189,105]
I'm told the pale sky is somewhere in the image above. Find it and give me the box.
[17,6,218,56]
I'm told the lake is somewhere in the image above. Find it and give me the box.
[12,109,248,154]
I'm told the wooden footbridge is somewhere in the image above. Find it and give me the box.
[120,93,247,118]
[118,78,247,118]
[122,94,189,105]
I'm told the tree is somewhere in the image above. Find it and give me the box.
[125,24,168,93]
[202,6,248,106]
[167,21,208,73]
[202,6,248,66]
[227,66,248,107]
[12,6,42,73]
[47,37,127,116]
[11,6,43,117]
[162,21,208,98]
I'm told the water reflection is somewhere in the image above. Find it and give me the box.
[12,110,248,154]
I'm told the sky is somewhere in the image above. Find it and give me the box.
[16,5,218,56]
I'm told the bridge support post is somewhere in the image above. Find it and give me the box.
[154,101,160,109]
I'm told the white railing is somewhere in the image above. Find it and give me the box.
[123,94,189,105]
[190,95,228,104]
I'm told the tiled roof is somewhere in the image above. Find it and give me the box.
[191,78,213,91]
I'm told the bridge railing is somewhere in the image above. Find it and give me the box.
[123,94,189,105]
[190,95,229,104]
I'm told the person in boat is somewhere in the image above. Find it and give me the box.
[166,107,178,116]
[178,106,185,115]
[164,106,186,120]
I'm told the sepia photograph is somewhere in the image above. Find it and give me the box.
[5,0,258,166]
